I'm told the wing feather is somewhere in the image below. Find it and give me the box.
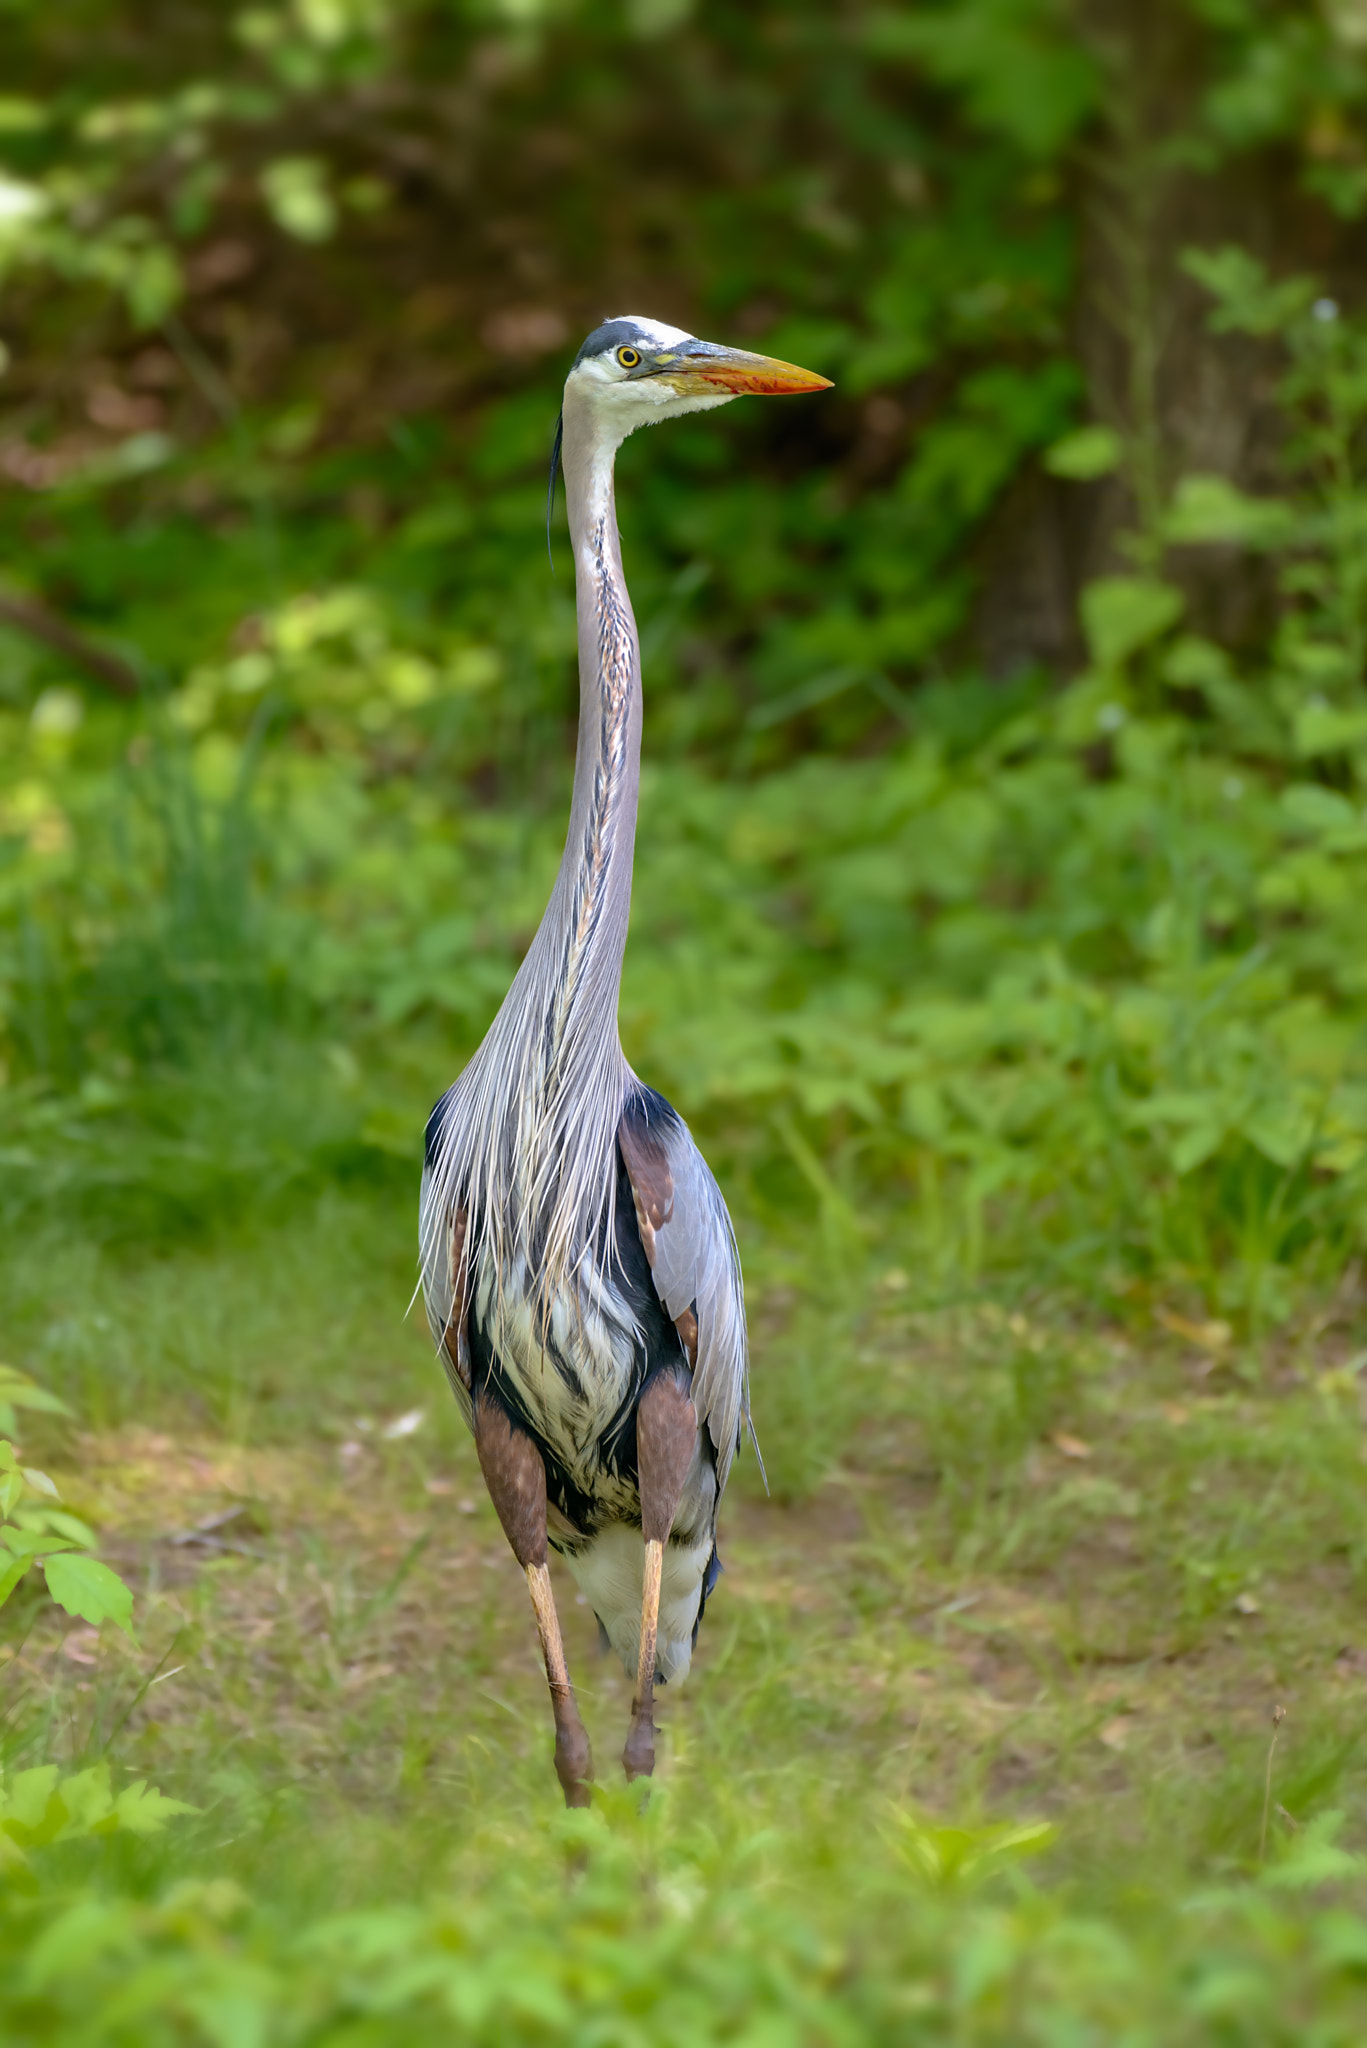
[618,1087,750,1493]
[419,1157,475,1431]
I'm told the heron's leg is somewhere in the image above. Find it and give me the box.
[623,1372,697,1782]
[472,1390,593,1807]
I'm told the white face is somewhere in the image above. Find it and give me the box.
[562,317,831,455]
[566,315,742,442]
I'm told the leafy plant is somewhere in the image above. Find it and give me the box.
[885,1808,1056,1889]
[0,1366,131,1632]
[1,1765,194,1879]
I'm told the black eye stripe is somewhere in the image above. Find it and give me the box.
[572,320,687,368]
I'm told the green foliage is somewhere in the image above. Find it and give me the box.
[1044,423,1123,481]
[1079,574,1184,670]
[8,0,1367,2038]
[1,1766,194,1877]
[1,1371,190,1933]
[1,1368,132,1632]
[1182,248,1367,681]
[887,1809,1056,1889]
[0,1778,1366,2042]
[37,1554,134,1637]
[0,1364,69,1437]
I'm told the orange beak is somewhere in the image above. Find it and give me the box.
[663,346,833,397]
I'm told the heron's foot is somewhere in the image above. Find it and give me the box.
[555,1722,594,1808]
[622,1707,656,1782]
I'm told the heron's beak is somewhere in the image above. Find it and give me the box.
[662,346,833,397]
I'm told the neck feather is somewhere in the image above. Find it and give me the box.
[419,394,641,1302]
[530,392,641,1064]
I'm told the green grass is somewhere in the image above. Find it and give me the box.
[7,693,1367,2035]
[6,1183,1367,2040]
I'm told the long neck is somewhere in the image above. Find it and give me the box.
[529,392,642,1064]
[423,394,640,1294]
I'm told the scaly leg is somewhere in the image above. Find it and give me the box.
[623,1372,697,1782]
[473,1389,593,1807]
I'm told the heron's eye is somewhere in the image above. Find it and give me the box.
[616,346,641,369]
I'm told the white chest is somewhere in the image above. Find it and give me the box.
[472,1251,639,1470]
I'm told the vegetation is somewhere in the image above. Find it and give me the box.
[6,0,1367,2037]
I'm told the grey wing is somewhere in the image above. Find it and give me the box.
[418,1091,475,1432]
[618,1086,752,1495]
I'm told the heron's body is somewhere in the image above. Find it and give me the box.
[429,1086,724,1684]
[419,316,829,1799]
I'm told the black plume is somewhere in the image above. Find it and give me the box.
[546,410,564,574]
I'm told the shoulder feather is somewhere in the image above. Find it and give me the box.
[618,1086,751,1492]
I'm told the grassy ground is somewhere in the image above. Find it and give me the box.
[6,1181,1367,2040]
[6,714,1367,2033]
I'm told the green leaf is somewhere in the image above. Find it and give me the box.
[0,1764,60,1836]
[1166,474,1296,549]
[2,1526,78,1558]
[889,1809,1057,1888]
[1163,635,1236,693]
[0,1763,194,1860]
[1043,424,1122,480]
[1080,577,1184,670]
[1171,1124,1226,1175]
[1293,703,1367,758]
[1182,247,1316,336]
[0,98,48,134]
[41,1553,135,1637]
[20,1897,141,1987]
[112,1779,200,1835]
[1280,783,1360,835]
[0,1550,32,1609]
[1241,1104,1313,1170]
[261,156,336,242]
[14,1506,98,1547]
[125,245,183,329]
[0,1363,72,1424]
[1262,1810,1364,1890]
[47,1765,116,1835]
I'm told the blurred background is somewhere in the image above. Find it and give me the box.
[5,0,1367,1333]
[7,4,1367,2034]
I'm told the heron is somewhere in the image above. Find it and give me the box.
[419,316,831,1805]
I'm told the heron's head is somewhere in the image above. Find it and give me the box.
[564,315,832,443]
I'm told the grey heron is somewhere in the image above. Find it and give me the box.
[420,316,831,1805]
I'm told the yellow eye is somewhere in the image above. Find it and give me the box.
[617,346,641,369]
